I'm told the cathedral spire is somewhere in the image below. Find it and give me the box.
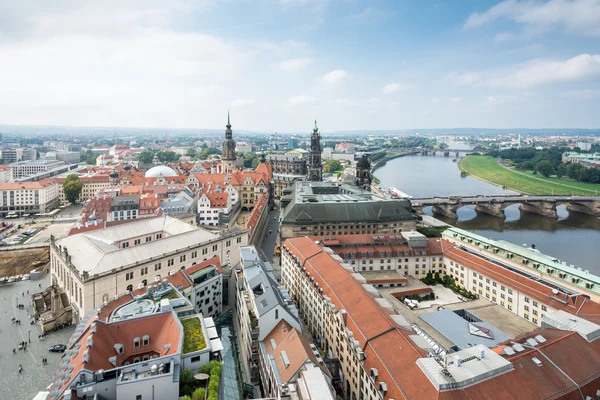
[227,110,231,128]
[313,119,318,133]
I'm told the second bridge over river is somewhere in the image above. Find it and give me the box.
[410,194,600,219]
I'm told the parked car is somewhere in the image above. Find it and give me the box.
[48,344,67,353]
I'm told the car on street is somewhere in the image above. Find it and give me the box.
[48,344,67,352]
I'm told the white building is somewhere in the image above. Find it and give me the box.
[0,179,60,216]
[50,215,248,322]
[197,184,240,227]
[0,165,13,183]
[9,159,64,178]
[183,256,224,319]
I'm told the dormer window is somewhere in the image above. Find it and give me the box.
[133,337,140,348]
[114,343,124,355]
[143,335,150,346]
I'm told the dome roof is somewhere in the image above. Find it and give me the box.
[357,154,370,168]
[145,165,178,178]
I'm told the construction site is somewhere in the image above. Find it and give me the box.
[0,246,50,278]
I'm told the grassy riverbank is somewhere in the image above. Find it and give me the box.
[459,156,600,195]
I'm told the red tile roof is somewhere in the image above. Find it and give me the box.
[0,178,57,190]
[184,256,222,277]
[246,194,268,235]
[443,242,600,318]
[284,237,438,400]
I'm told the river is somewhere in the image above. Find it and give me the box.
[374,150,600,274]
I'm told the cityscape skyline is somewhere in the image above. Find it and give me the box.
[1,0,599,131]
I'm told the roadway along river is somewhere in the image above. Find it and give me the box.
[374,153,600,274]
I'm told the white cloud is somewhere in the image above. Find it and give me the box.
[465,0,600,37]
[489,53,600,87]
[382,83,406,94]
[321,69,348,86]
[447,72,481,86]
[449,97,462,103]
[345,7,390,23]
[277,57,312,71]
[230,99,256,107]
[287,94,315,105]
[431,97,441,103]
[485,95,520,104]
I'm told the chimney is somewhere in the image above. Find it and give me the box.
[478,348,485,360]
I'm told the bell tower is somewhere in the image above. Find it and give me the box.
[306,120,323,182]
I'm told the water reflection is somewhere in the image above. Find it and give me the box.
[376,153,600,271]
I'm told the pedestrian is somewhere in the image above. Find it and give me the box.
[39,284,41,288]
[18,365,22,373]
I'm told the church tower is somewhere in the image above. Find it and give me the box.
[355,153,372,191]
[221,112,237,173]
[307,120,322,182]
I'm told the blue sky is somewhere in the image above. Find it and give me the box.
[0,0,599,131]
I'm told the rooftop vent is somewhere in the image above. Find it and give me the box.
[503,347,515,356]
[534,335,547,343]
[512,343,525,352]
[370,368,378,380]
[526,338,538,347]
[532,357,543,367]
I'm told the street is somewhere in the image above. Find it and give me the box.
[259,206,281,278]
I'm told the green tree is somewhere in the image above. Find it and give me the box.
[323,159,342,173]
[185,148,197,157]
[536,160,555,177]
[138,149,155,164]
[556,163,567,178]
[192,388,206,400]
[63,174,83,204]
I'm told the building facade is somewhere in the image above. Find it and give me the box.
[0,165,13,183]
[49,215,248,322]
[279,182,416,240]
[10,159,64,178]
[234,246,301,389]
[267,154,308,198]
[0,179,60,216]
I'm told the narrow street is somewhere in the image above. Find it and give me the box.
[259,206,281,278]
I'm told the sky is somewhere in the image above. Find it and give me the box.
[0,0,599,132]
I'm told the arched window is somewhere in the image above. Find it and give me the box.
[142,279,147,286]
[102,294,109,303]
[126,284,133,292]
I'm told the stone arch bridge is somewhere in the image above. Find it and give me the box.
[411,194,600,219]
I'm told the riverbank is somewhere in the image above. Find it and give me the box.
[459,156,600,195]
[372,151,418,173]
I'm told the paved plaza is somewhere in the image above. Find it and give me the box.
[0,275,74,400]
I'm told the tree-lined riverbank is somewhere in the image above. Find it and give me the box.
[459,156,600,196]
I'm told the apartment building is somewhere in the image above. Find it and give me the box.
[10,159,64,178]
[259,319,334,400]
[197,184,240,227]
[55,173,111,203]
[312,232,443,280]
[40,282,220,400]
[50,215,248,322]
[281,236,600,400]
[1,147,36,163]
[183,256,224,319]
[279,182,416,240]
[234,246,301,389]
[187,167,271,211]
[443,227,600,301]
[0,179,60,216]
[0,164,13,183]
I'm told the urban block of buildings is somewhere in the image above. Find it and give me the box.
[234,246,335,400]
[50,214,247,322]
[562,151,600,168]
[278,229,600,400]
[41,280,222,400]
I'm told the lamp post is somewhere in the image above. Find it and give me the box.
[28,330,31,343]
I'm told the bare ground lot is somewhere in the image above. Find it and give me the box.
[0,247,50,277]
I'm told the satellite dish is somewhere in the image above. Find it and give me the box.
[552,289,559,295]
[151,364,158,374]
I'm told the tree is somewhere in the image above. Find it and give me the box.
[138,149,155,164]
[323,159,342,173]
[185,148,197,157]
[536,160,554,177]
[556,164,567,178]
[63,174,83,204]
[192,388,206,400]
